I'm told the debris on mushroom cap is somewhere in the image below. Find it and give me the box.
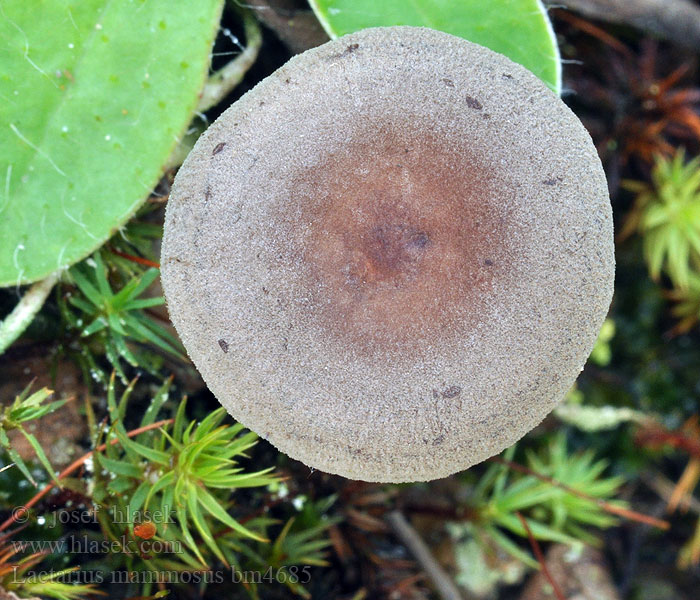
[161,26,615,483]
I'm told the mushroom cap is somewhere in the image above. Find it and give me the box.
[161,26,614,482]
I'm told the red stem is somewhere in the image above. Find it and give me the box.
[516,512,566,600]
[109,247,160,269]
[0,419,173,532]
[488,456,670,530]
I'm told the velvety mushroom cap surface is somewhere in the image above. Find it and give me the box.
[161,26,614,482]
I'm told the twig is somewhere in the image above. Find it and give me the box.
[642,471,700,516]
[636,423,700,460]
[385,510,465,600]
[245,0,329,54]
[555,9,632,58]
[197,5,263,112]
[545,0,700,51]
[488,456,670,530]
[403,502,479,522]
[516,512,566,600]
[0,271,61,355]
[109,248,160,269]
[0,419,173,532]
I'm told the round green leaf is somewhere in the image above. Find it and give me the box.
[0,0,224,286]
[308,0,560,93]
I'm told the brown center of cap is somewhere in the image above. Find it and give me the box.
[294,129,512,356]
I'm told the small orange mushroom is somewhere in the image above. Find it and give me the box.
[161,27,614,482]
[133,521,157,540]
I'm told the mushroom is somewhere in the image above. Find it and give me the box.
[161,26,614,483]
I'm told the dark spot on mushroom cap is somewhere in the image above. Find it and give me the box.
[218,339,229,353]
[212,142,226,156]
[441,386,462,399]
[543,177,563,186]
[327,42,361,60]
[465,95,483,109]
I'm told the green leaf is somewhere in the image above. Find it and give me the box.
[104,338,127,382]
[70,267,104,308]
[113,330,140,366]
[173,396,188,442]
[128,479,152,516]
[17,427,60,485]
[143,470,175,511]
[308,0,560,93]
[496,512,579,546]
[666,227,691,289]
[114,428,169,464]
[495,480,553,513]
[196,485,268,542]
[176,504,208,566]
[203,467,276,488]
[81,316,108,337]
[645,228,667,281]
[139,377,173,429]
[14,386,54,408]
[271,517,295,558]
[91,252,112,299]
[123,296,165,310]
[95,453,143,478]
[106,371,134,423]
[124,312,182,356]
[11,399,65,423]
[107,312,128,336]
[4,444,37,486]
[68,295,97,316]
[483,524,539,570]
[187,483,228,564]
[0,0,225,286]
[193,408,228,442]
[112,267,160,307]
